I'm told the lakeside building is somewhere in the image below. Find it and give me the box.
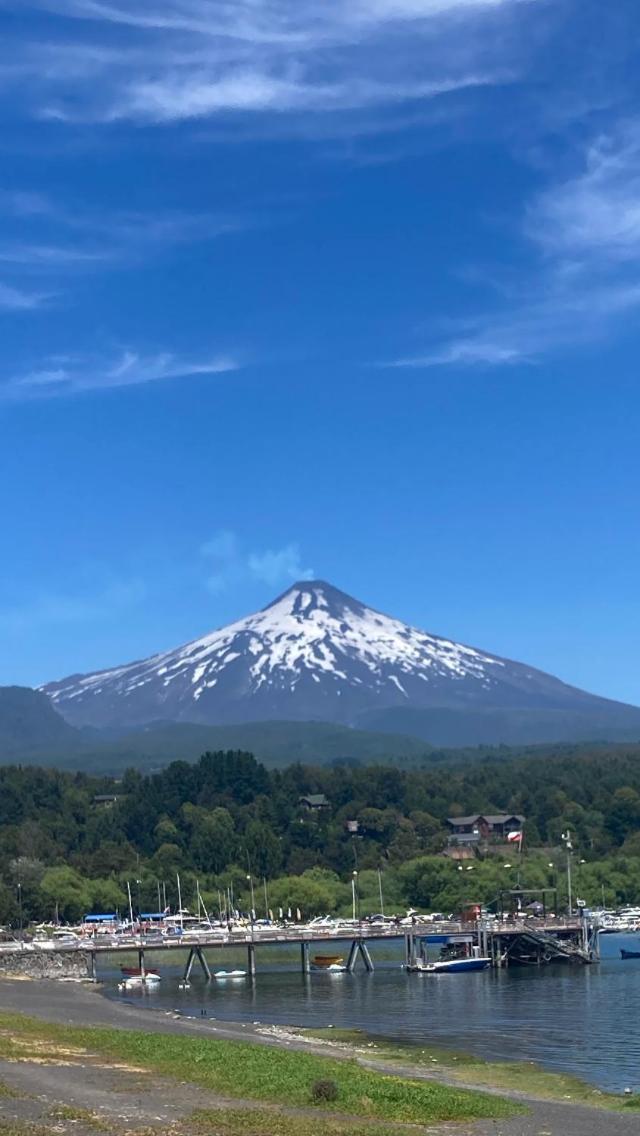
[299,793,331,812]
[446,813,525,846]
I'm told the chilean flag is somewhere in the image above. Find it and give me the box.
[507,830,523,844]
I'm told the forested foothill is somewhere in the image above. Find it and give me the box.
[3,743,640,925]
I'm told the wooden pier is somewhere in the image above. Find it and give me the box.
[12,916,599,983]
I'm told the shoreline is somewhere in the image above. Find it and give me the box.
[0,978,638,1135]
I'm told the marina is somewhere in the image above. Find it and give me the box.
[4,913,599,985]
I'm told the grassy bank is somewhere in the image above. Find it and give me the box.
[298,1028,640,1112]
[0,1012,518,1128]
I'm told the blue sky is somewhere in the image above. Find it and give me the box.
[1,0,640,704]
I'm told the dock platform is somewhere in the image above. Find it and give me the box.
[1,917,598,981]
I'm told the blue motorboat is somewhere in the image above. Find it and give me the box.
[430,957,491,973]
[407,956,490,973]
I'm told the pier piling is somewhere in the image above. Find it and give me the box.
[300,941,310,974]
[247,941,256,977]
[346,939,374,972]
[195,946,211,980]
[182,949,195,983]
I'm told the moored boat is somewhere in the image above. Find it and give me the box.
[312,955,344,968]
[118,973,162,990]
[620,949,640,959]
[407,957,491,973]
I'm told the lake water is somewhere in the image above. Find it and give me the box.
[100,932,640,1093]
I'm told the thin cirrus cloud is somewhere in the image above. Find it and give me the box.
[10,0,537,125]
[526,128,640,263]
[389,127,640,368]
[0,281,50,309]
[4,349,240,400]
[0,190,243,324]
[203,529,313,594]
[0,192,241,274]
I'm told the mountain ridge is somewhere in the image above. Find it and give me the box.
[40,580,640,745]
[0,686,81,756]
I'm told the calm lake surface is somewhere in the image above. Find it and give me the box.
[101,932,639,1092]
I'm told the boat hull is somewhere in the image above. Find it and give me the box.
[620,949,640,959]
[408,958,491,973]
[118,975,161,990]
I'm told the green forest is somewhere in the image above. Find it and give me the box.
[3,745,640,925]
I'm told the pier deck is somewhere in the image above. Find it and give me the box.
[1,916,597,980]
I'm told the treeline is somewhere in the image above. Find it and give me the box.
[2,746,640,923]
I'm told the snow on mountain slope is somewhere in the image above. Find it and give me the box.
[40,581,640,734]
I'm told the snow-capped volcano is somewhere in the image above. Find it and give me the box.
[40,581,640,744]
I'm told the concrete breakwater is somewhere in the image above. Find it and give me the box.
[0,948,91,981]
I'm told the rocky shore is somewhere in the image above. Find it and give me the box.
[0,947,91,981]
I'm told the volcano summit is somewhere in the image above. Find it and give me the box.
[41,581,640,746]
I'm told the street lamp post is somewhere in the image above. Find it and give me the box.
[246,874,256,921]
[352,871,360,923]
[17,882,23,941]
[377,868,384,917]
[547,863,557,913]
[561,831,573,915]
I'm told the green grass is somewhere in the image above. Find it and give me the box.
[0,1083,21,1100]
[298,1026,640,1111]
[0,1012,517,1125]
[190,1107,419,1136]
[48,1103,108,1128]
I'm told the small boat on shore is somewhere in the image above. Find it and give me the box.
[620,949,640,959]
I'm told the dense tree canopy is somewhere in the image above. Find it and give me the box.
[1,745,640,924]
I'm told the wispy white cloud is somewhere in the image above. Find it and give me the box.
[392,341,526,367]
[0,192,240,271]
[248,544,314,587]
[527,128,640,263]
[388,126,640,368]
[8,0,537,126]
[0,281,50,310]
[202,529,313,593]
[0,186,243,321]
[0,243,109,267]
[4,348,240,399]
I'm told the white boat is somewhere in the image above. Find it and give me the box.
[33,930,82,950]
[213,969,246,979]
[118,974,162,991]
